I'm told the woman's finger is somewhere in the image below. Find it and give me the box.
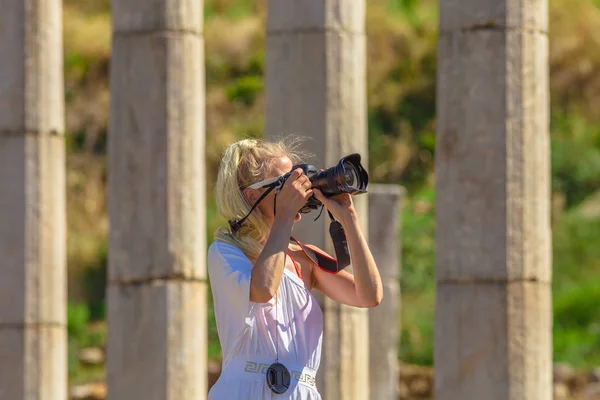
[292,178,305,190]
[289,168,303,182]
[313,189,324,201]
[282,169,302,191]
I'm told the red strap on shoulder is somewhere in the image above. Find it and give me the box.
[286,251,303,279]
[290,236,340,274]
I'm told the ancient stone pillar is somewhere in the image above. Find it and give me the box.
[0,0,67,399]
[435,1,552,398]
[265,1,369,398]
[368,184,403,400]
[107,1,207,398]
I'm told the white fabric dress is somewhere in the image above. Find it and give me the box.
[207,240,324,400]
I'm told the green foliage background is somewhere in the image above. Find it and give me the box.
[63,0,600,384]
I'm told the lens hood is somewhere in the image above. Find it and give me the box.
[289,154,369,214]
[338,153,368,194]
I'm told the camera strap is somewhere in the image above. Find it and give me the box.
[328,216,351,270]
[289,215,351,274]
[274,190,350,272]
[272,178,286,217]
[228,178,283,234]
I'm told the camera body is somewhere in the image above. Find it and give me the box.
[283,153,369,214]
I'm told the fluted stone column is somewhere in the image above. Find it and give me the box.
[0,0,66,399]
[435,1,552,398]
[368,184,403,400]
[265,1,369,398]
[107,1,207,398]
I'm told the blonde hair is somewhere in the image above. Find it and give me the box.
[214,137,310,261]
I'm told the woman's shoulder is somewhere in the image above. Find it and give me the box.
[208,240,252,271]
[209,240,241,255]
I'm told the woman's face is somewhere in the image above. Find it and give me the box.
[244,155,302,227]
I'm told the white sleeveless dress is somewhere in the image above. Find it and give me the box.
[207,240,324,399]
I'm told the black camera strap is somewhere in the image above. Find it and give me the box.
[312,204,352,270]
[326,211,351,270]
[228,178,283,234]
[272,178,285,217]
[290,229,350,274]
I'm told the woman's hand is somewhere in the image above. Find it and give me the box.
[312,189,357,225]
[275,168,313,221]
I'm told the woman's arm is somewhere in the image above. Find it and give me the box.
[249,168,313,303]
[311,190,384,308]
[249,217,294,302]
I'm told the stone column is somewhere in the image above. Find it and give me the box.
[435,1,552,399]
[107,1,207,399]
[0,0,66,399]
[265,1,369,398]
[368,184,403,400]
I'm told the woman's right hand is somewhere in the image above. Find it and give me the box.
[249,168,311,303]
[274,168,313,220]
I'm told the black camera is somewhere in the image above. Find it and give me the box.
[286,153,369,214]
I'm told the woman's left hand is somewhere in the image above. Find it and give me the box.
[312,189,357,225]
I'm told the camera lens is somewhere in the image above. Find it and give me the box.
[342,161,359,189]
[304,154,368,199]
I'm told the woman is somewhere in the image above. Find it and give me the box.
[207,138,383,399]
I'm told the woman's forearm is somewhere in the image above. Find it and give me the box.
[249,217,294,303]
[340,212,383,306]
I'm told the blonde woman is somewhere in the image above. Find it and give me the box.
[207,138,383,399]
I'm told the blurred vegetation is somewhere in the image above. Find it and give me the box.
[63,0,600,384]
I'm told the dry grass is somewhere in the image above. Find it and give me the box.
[205,15,264,73]
[62,1,111,297]
[550,0,600,120]
[66,152,107,300]
[63,3,111,67]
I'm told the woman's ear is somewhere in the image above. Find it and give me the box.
[243,188,257,206]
